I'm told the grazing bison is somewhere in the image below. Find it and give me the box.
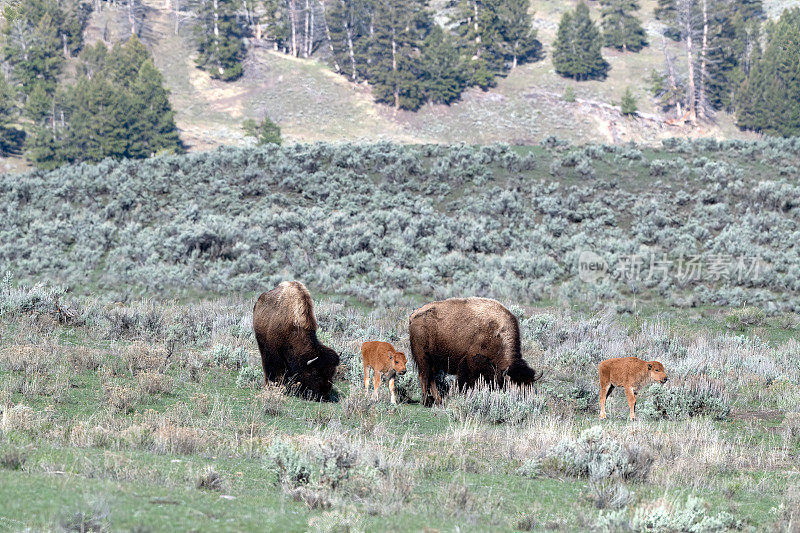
[409,297,542,406]
[599,357,668,420]
[252,281,339,401]
[361,341,407,404]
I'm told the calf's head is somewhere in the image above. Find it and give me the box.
[648,361,668,384]
[391,350,407,375]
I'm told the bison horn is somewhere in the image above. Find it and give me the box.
[306,357,319,366]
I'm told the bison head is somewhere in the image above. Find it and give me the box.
[293,346,340,401]
[648,361,668,384]
[391,350,407,376]
[504,358,543,386]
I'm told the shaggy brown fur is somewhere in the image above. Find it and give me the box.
[361,341,407,404]
[252,281,339,401]
[599,357,668,420]
[409,297,542,406]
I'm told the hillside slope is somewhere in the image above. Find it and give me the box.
[83,0,779,151]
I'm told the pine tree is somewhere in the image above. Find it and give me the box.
[552,2,609,81]
[736,8,800,136]
[451,0,507,89]
[419,25,464,105]
[26,38,182,167]
[195,0,246,81]
[326,0,373,81]
[129,59,183,157]
[259,0,290,51]
[600,0,647,52]
[1,0,89,95]
[365,0,430,110]
[0,74,21,156]
[654,0,681,39]
[243,116,282,144]
[620,87,637,114]
[496,0,542,68]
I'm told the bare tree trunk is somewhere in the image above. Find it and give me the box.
[698,0,709,119]
[392,31,399,109]
[128,0,137,35]
[308,0,315,57]
[473,0,480,59]
[662,35,682,117]
[342,0,357,81]
[289,0,298,56]
[62,34,69,57]
[321,0,340,72]
[681,0,696,123]
[303,0,310,58]
[213,0,222,74]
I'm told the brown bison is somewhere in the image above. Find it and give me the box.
[252,281,339,401]
[409,297,542,406]
[599,357,668,420]
[361,341,408,404]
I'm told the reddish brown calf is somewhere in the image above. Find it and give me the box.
[361,341,407,404]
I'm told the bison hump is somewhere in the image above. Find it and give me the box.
[278,281,317,330]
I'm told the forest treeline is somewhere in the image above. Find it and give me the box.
[1,0,799,170]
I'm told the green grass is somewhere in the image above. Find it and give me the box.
[1,295,799,531]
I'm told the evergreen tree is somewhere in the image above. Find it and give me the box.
[0,74,22,155]
[195,0,246,81]
[326,0,373,81]
[27,38,183,168]
[419,25,464,105]
[365,0,430,110]
[736,8,800,136]
[243,116,282,144]
[600,0,647,52]
[1,0,89,95]
[705,0,763,111]
[496,0,542,68]
[552,2,609,81]
[654,0,681,40]
[451,0,507,89]
[259,0,290,51]
[128,59,183,157]
[620,86,637,114]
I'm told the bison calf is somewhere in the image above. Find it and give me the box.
[409,297,542,406]
[361,341,407,404]
[599,357,668,420]
[252,281,339,401]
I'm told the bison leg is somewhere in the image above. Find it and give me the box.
[363,364,371,393]
[599,381,613,420]
[625,386,637,421]
[255,335,285,384]
[372,371,381,401]
[389,376,397,404]
[456,358,474,391]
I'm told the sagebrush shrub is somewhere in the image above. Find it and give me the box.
[541,426,653,482]
[446,384,545,424]
[636,385,730,421]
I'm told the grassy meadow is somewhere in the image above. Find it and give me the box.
[1,281,799,531]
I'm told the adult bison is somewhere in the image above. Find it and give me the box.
[409,297,542,406]
[253,281,339,401]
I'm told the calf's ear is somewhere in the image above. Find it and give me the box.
[647,363,653,370]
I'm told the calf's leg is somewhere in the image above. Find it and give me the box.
[389,377,397,404]
[625,386,637,420]
[372,372,381,401]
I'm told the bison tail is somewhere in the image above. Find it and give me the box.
[507,359,543,385]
